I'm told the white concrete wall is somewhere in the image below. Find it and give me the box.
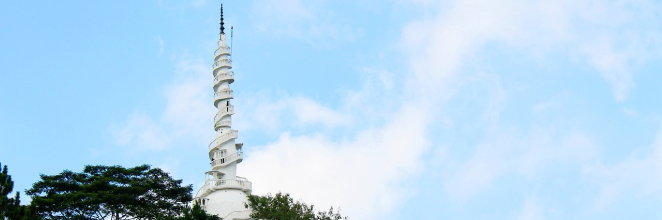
[205,189,251,218]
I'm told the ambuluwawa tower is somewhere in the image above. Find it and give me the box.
[193,4,252,219]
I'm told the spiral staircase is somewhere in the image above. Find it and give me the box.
[193,4,252,219]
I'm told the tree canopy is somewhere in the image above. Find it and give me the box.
[247,192,349,220]
[0,163,13,218]
[1,162,37,220]
[8,163,350,220]
[26,164,193,220]
[166,203,220,220]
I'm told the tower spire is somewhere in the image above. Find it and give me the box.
[220,4,225,35]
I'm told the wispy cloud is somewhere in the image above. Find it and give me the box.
[240,0,662,218]
[112,0,662,219]
[403,0,662,101]
[155,35,164,57]
[393,1,662,214]
[233,63,430,220]
[250,0,362,47]
[242,103,430,220]
[516,196,546,220]
[111,56,213,151]
[584,123,662,211]
[111,111,171,151]
[157,0,208,10]
[234,95,351,133]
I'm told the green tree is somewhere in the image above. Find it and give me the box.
[1,162,38,220]
[26,164,192,220]
[5,193,39,220]
[247,192,348,220]
[0,163,13,218]
[166,203,220,220]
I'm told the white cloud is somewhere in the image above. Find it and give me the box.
[584,123,662,210]
[161,58,215,139]
[158,0,208,10]
[290,97,350,127]
[402,0,662,101]
[157,159,180,174]
[111,56,214,151]
[192,0,206,7]
[250,0,362,47]
[226,62,429,220]
[234,95,351,133]
[235,68,398,135]
[239,0,662,217]
[394,0,661,205]
[581,38,635,101]
[516,196,546,220]
[155,35,164,57]
[242,103,430,220]
[402,0,524,89]
[443,126,599,200]
[112,111,170,151]
[109,48,432,219]
[532,100,558,114]
[444,145,506,199]
[340,69,400,126]
[113,0,662,219]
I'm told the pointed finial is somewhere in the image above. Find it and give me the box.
[220,4,225,35]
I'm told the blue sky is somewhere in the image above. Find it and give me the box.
[1,0,662,219]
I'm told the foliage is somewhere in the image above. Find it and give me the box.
[5,193,39,220]
[247,192,349,220]
[1,162,39,220]
[166,203,220,220]
[0,163,13,218]
[26,164,193,220]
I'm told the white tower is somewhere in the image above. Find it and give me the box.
[194,5,252,220]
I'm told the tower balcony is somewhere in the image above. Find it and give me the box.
[214,120,232,130]
[213,70,235,86]
[213,89,234,106]
[194,177,253,198]
[222,211,251,220]
[214,46,231,59]
[214,105,234,124]
[210,151,243,168]
[212,59,232,73]
[208,130,238,151]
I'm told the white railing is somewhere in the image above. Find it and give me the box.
[214,105,235,123]
[196,178,253,197]
[214,70,235,85]
[212,59,232,69]
[214,89,234,101]
[208,130,238,151]
[223,210,252,220]
[215,120,231,129]
[206,179,252,191]
[215,46,231,56]
[194,187,205,199]
[210,151,243,167]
